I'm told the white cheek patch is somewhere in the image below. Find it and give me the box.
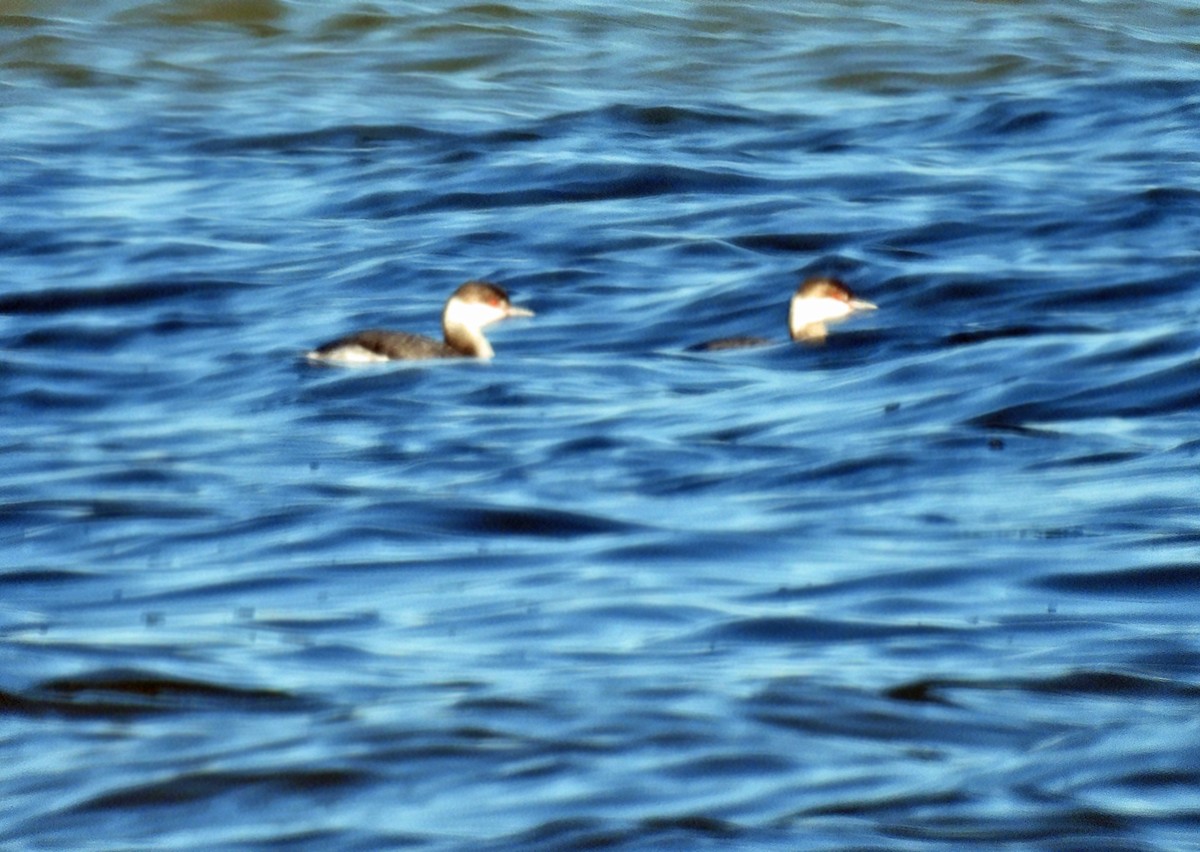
[445,299,507,329]
[791,296,853,328]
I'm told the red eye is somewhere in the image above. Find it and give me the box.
[488,297,501,306]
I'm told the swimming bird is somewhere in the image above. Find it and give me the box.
[307,280,534,364]
[694,276,876,350]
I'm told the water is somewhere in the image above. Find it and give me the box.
[3,1,1200,849]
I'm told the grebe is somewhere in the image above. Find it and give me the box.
[307,280,533,364]
[694,276,876,351]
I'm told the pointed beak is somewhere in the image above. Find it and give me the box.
[849,299,877,311]
[505,305,535,318]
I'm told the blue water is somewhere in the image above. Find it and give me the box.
[3,2,1200,849]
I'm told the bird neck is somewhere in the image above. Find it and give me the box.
[789,322,828,342]
[444,324,493,358]
[442,300,494,358]
[789,297,848,342]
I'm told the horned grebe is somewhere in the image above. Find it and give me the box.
[307,280,534,364]
[694,276,876,351]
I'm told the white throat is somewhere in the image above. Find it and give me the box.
[443,297,506,358]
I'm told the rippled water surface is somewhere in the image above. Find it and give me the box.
[3,1,1200,849]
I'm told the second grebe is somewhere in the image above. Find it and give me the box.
[694,276,876,351]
